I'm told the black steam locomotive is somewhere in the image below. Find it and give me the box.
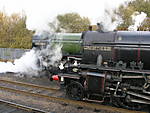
[52,30,150,110]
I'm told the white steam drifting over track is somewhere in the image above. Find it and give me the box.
[0,44,62,76]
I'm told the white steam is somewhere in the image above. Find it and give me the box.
[37,44,62,69]
[128,12,147,31]
[0,0,132,30]
[98,10,123,32]
[0,44,62,76]
[95,0,132,32]
[101,13,122,31]
[0,49,39,75]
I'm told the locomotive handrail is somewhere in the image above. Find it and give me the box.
[92,42,150,46]
[79,64,150,75]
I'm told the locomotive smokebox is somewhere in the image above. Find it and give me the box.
[97,23,105,32]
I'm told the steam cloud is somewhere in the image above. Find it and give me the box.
[98,10,123,32]
[0,49,39,75]
[37,44,62,70]
[0,43,62,77]
[128,12,147,31]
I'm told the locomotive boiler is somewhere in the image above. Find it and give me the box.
[52,30,150,111]
[82,30,150,70]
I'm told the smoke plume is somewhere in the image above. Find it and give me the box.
[0,49,39,75]
[98,9,123,32]
[128,12,147,31]
[0,39,62,77]
[37,44,62,70]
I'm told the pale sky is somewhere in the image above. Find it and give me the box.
[0,0,131,31]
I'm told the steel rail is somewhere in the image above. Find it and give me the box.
[0,79,59,91]
[0,85,145,113]
[0,98,48,113]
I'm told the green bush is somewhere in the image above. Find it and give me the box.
[62,43,81,54]
[0,12,33,49]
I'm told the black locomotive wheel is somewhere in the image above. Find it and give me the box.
[111,96,121,107]
[118,95,141,110]
[66,81,84,100]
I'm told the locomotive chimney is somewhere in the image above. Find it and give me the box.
[97,23,104,32]
[88,26,92,31]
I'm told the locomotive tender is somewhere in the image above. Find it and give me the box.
[52,30,150,110]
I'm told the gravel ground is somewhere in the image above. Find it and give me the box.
[0,72,59,89]
[0,87,117,113]
[0,101,30,113]
[0,90,98,113]
[0,73,138,113]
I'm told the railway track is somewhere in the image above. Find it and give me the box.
[0,79,59,91]
[0,98,47,113]
[0,79,146,113]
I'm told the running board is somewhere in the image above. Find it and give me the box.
[130,98,150,105]
[127,91,150,101]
